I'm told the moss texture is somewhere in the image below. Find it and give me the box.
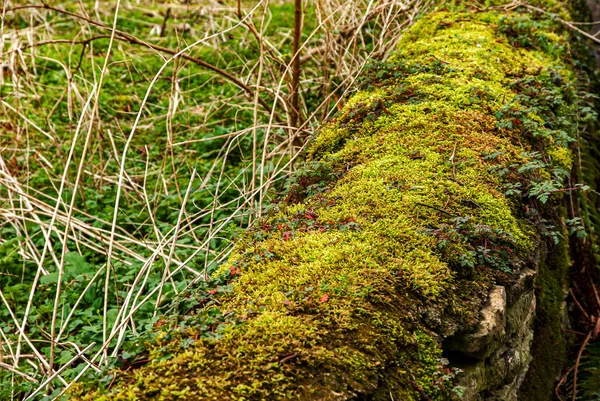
[73,7,579,401]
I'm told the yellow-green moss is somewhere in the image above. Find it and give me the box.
[74,9,578,401]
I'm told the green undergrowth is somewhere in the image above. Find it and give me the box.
[0,1,318,398]
[71,8,582,401]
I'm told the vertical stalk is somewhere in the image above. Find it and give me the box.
[290,0,302,130]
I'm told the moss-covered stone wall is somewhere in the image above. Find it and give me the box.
[73,5,583,400]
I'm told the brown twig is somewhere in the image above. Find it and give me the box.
[569,288,591,322]
[431,54,451,65]
[5,35,111,53]
[555,365,574,401]
[572,331,592,401]
[160,8,171,38]
[290,0,303,131]
[236,0,242,19]
[278,352,299,365]
[587,271,600,311]
[563,328,589,336]
[74,35,112,72]
[2,35,113,73]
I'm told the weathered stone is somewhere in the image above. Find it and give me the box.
[447,269,537,399]
[445,286,507,359]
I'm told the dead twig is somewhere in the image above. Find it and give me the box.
[587,271,600,311]
[572,331,592,401]
[0,361,39,383]
[160,8,171,38]
[278,352,299,365]
[569,288,591,322]
[555,365,574,401]
[290,0,303,130]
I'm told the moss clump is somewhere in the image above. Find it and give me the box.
[73,9,578,401]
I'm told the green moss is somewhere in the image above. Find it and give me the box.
[73,9,578,401]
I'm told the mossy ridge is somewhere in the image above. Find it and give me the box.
[74,10,578,401]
